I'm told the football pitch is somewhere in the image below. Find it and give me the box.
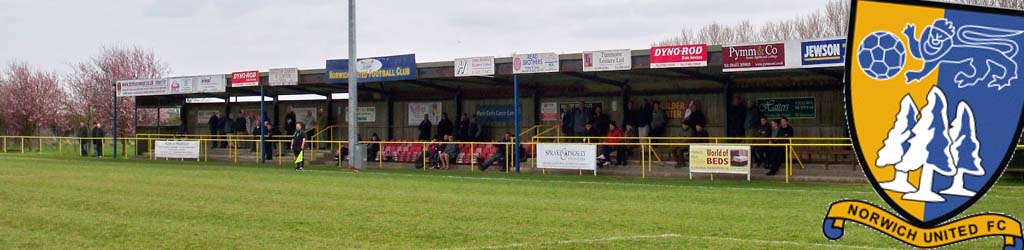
[1,155,1022,249]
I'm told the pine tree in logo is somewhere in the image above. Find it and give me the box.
[897,86,957,202]
[876,95,919,193]
[940,101,984,197]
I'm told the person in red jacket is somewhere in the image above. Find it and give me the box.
[600,122,626,167]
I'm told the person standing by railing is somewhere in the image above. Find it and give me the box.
[223,113,235,149]
[418,113,432,141]
[469,115,482,142]
[285,106,297,136]
[235,111,248,149]
[261,121,275,161]
[367,133,380,163]
[207,111,220,149]
[77,122,89,157]
[91,122,105,158]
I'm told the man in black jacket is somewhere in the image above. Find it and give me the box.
[222,113,234,148]
[592,106,610,136]
[436,112,453,141]
[468,115,481,142]
[417,114,432,141]
[207,112,220,148]
[727,96,747,138]
[456,113,470,141]
[285,106,297,135]
[91,122,105,157]
[77,122,90,156]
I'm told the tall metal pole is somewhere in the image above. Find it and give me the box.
[513,75,520,173]
[112,83,118,159]
[259,84,266,164]
[348,0,362,169]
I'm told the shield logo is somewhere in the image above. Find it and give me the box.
[846,0,1024,229]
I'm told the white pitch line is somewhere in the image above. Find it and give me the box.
[434,233,897,250]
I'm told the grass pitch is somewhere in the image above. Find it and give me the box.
[1,155,1022,249]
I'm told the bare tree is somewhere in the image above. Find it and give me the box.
[0,62,68,135]
[66,45,169,137]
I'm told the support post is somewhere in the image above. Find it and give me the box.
[348,0,363,169]
[514,75,521,173]
[260,84,266,164]
[112,83,118,159]
[386,94,394,140]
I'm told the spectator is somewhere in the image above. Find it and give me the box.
[439,135,460,170]
[624,102,638,130]
[744,100,762,137]
[302,110,315,133]
[367,133,381,163]
[650,101,666,137]
[571,102,589,137]
[469,115,482,142]
[727,96,747,138]
[780,117,794,138]
[600,123,626,167]
[414,137,441,169]
[291,122,307,171]
[456,113,470,141]
[223,113,235,148]
[207,111,220,148]
[235,111,248,143]
[417,114,432,141]
[681,100,706,130]
[77,122,89,157]
[315,108,327,148]
[767,119,783,176]
[638,100,653,137]
[754,116,771,169]
[285,106,297,135]
[437,112,454,141]
[561,107,574,138]
[477,132,512,171]
[582,122,601,143]
[591,106,610,136]
[91,122,105,157]
[261,121,275,161]
[672,121,696,168]
[692,124,710,138]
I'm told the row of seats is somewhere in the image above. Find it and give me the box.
[375,143,534,165]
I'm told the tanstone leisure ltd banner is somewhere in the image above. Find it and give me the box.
[454,56,495,77]
[231,70,260,87]
[582,49,632,72]
[536,143,597,172]
[649,44,708,68]
[116,75,226,97]
[474,104,517,122]
[512,53,559,74]
[326,54,417,83]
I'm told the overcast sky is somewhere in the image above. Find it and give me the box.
[0,0,826,76]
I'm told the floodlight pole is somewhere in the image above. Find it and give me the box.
[347,0,362,169]
[112,82,118,159]
[513,75,520,173]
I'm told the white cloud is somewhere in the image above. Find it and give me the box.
[0,0,826,76]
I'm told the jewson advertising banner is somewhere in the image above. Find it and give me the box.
[512,53,559,74]
[582,49,632,72]
[536,143,597,172]
[801,38,847,68]
[650,44,708,68]
[326,54,417,83]
[474,104,517,122]
[454,56,495,77]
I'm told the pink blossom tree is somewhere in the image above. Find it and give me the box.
[0,62,69,136]
[66,45,169,137]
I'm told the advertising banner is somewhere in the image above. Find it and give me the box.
[155,140,200,160]
[454,56,495,77]
[116,79,167,97]
[650,44,708,68]
[343,107,377,123]
[269,68,299,86]
[536,143,597,172]
[231,70,260,87]
[582,49,631,72]
[474,104,517,122]
[191,74,227,93]
[689,145,751,177]
[801,38,847,68]
[326,54,417,83]
[408,102,443,126]
[512,53,559,74]
[540,102,559,121]
[723,43,787,72]
[756,97,816,119]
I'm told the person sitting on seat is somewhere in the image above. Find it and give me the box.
[438,135,459,170]
[477,132,512,171]
[413,138,440,169]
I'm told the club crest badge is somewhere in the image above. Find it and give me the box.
[823,0,1024,248]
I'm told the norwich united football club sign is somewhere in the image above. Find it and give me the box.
[823,0,1024,248]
